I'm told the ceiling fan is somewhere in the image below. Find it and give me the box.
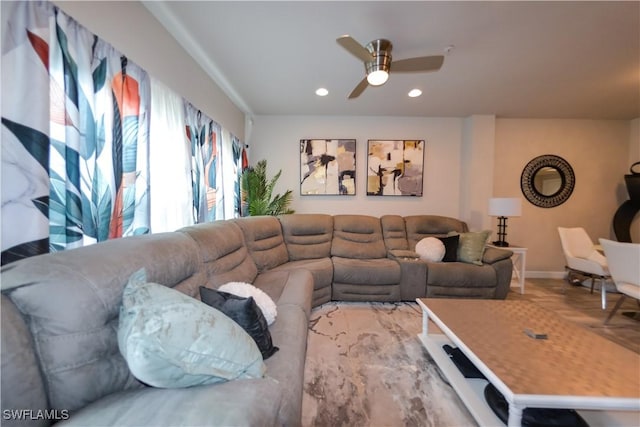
[336,35,445,99]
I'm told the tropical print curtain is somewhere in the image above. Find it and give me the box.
[184,102,222,223]
[49,13,151,249]
[232,135,248,217]
[1,1,243,265]
[2,1,54,263]
[1,1,150,265]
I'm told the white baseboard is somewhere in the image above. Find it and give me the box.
[524,271,566,279]
[523,271,617,292]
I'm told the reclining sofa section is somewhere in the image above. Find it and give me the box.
[0,213,512,427]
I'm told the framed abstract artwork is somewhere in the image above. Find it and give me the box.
[367,140,424,196]
[300,139,356,195]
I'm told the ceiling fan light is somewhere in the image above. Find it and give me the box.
[367,70,389,86]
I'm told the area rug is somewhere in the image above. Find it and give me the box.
[301,302,477,427]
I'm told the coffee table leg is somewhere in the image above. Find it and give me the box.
[507,404,523,427]
[422,309,429,336]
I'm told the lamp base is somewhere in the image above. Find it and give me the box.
[492,240,510,247]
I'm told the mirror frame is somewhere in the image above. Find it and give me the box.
[520,154,575,208]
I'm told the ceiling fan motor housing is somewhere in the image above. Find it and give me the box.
[365,39,392,78]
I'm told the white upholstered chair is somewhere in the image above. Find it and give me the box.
[598,238,640,325]
[558,227,610,309]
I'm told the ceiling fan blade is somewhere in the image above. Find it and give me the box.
[337,35,374,63]
[348,77,369,99]
[391,55,445,73]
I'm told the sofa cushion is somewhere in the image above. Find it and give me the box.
[61,379,284,427]
[218,282,278,325]
[252,269,314,322]
[381,215,409,251]
[332,257,401,285]
[271,258,333,307]
[199,287,279,360]
[449,230,491,266]
[179,221,259,286]
[233,216,289,272]
[331,215,387,259]
[427,262,496,287]
[279,214,333,260]
[405,215,468,249]
[1,295,49,426]
[426,262,498,298]
[118,270,265,388]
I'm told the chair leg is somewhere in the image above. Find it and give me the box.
[600,278,607,310]
[604,295,627,325]
[590,277,595,294]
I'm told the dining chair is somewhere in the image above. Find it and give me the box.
[598,238,640,325]
[557,227,610,309]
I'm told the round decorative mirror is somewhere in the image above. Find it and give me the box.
[521,155,575,208]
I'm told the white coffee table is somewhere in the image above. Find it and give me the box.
[417,298,640,427]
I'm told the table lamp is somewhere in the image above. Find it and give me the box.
[488,197,522,247]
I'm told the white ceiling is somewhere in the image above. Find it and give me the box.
[144,1,639,120]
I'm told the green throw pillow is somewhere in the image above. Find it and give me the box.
[118,269,265,388]
[448,230,491,265]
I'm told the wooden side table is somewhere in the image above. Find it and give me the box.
[489,244,527,294]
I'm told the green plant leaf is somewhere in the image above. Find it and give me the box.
[241,159,294,216]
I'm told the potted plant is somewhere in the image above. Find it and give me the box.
[241,159,294,216]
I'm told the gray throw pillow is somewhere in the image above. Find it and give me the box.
[448,230,491,265]
[118,269,265,388]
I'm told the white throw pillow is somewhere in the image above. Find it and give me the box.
[219,282,277,325]
[415,237,446,262]
[118,269,265,388]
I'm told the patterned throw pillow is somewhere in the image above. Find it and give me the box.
[118,269,265,388]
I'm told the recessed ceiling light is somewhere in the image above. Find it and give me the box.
[408,89,422,98]
[315,88,329,96]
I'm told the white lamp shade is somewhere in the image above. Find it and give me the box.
[489,197,522,217]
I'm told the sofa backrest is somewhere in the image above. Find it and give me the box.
[331,215,387,259]
[1,295,50,426]
[381,215,409,251]
[180,221,259,286]
[404,215,469,249]
[0,232,204,416]
[233,216,289,272]
[279,214,333,260]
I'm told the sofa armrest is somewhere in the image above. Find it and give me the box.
[482,246,513,264]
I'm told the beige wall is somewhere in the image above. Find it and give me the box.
[494,119,631,274]
[54,1,245,139]
[460,115,495,231]
[249,115,464,218]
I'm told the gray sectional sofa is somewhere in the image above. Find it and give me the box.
[1,214,512,427]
